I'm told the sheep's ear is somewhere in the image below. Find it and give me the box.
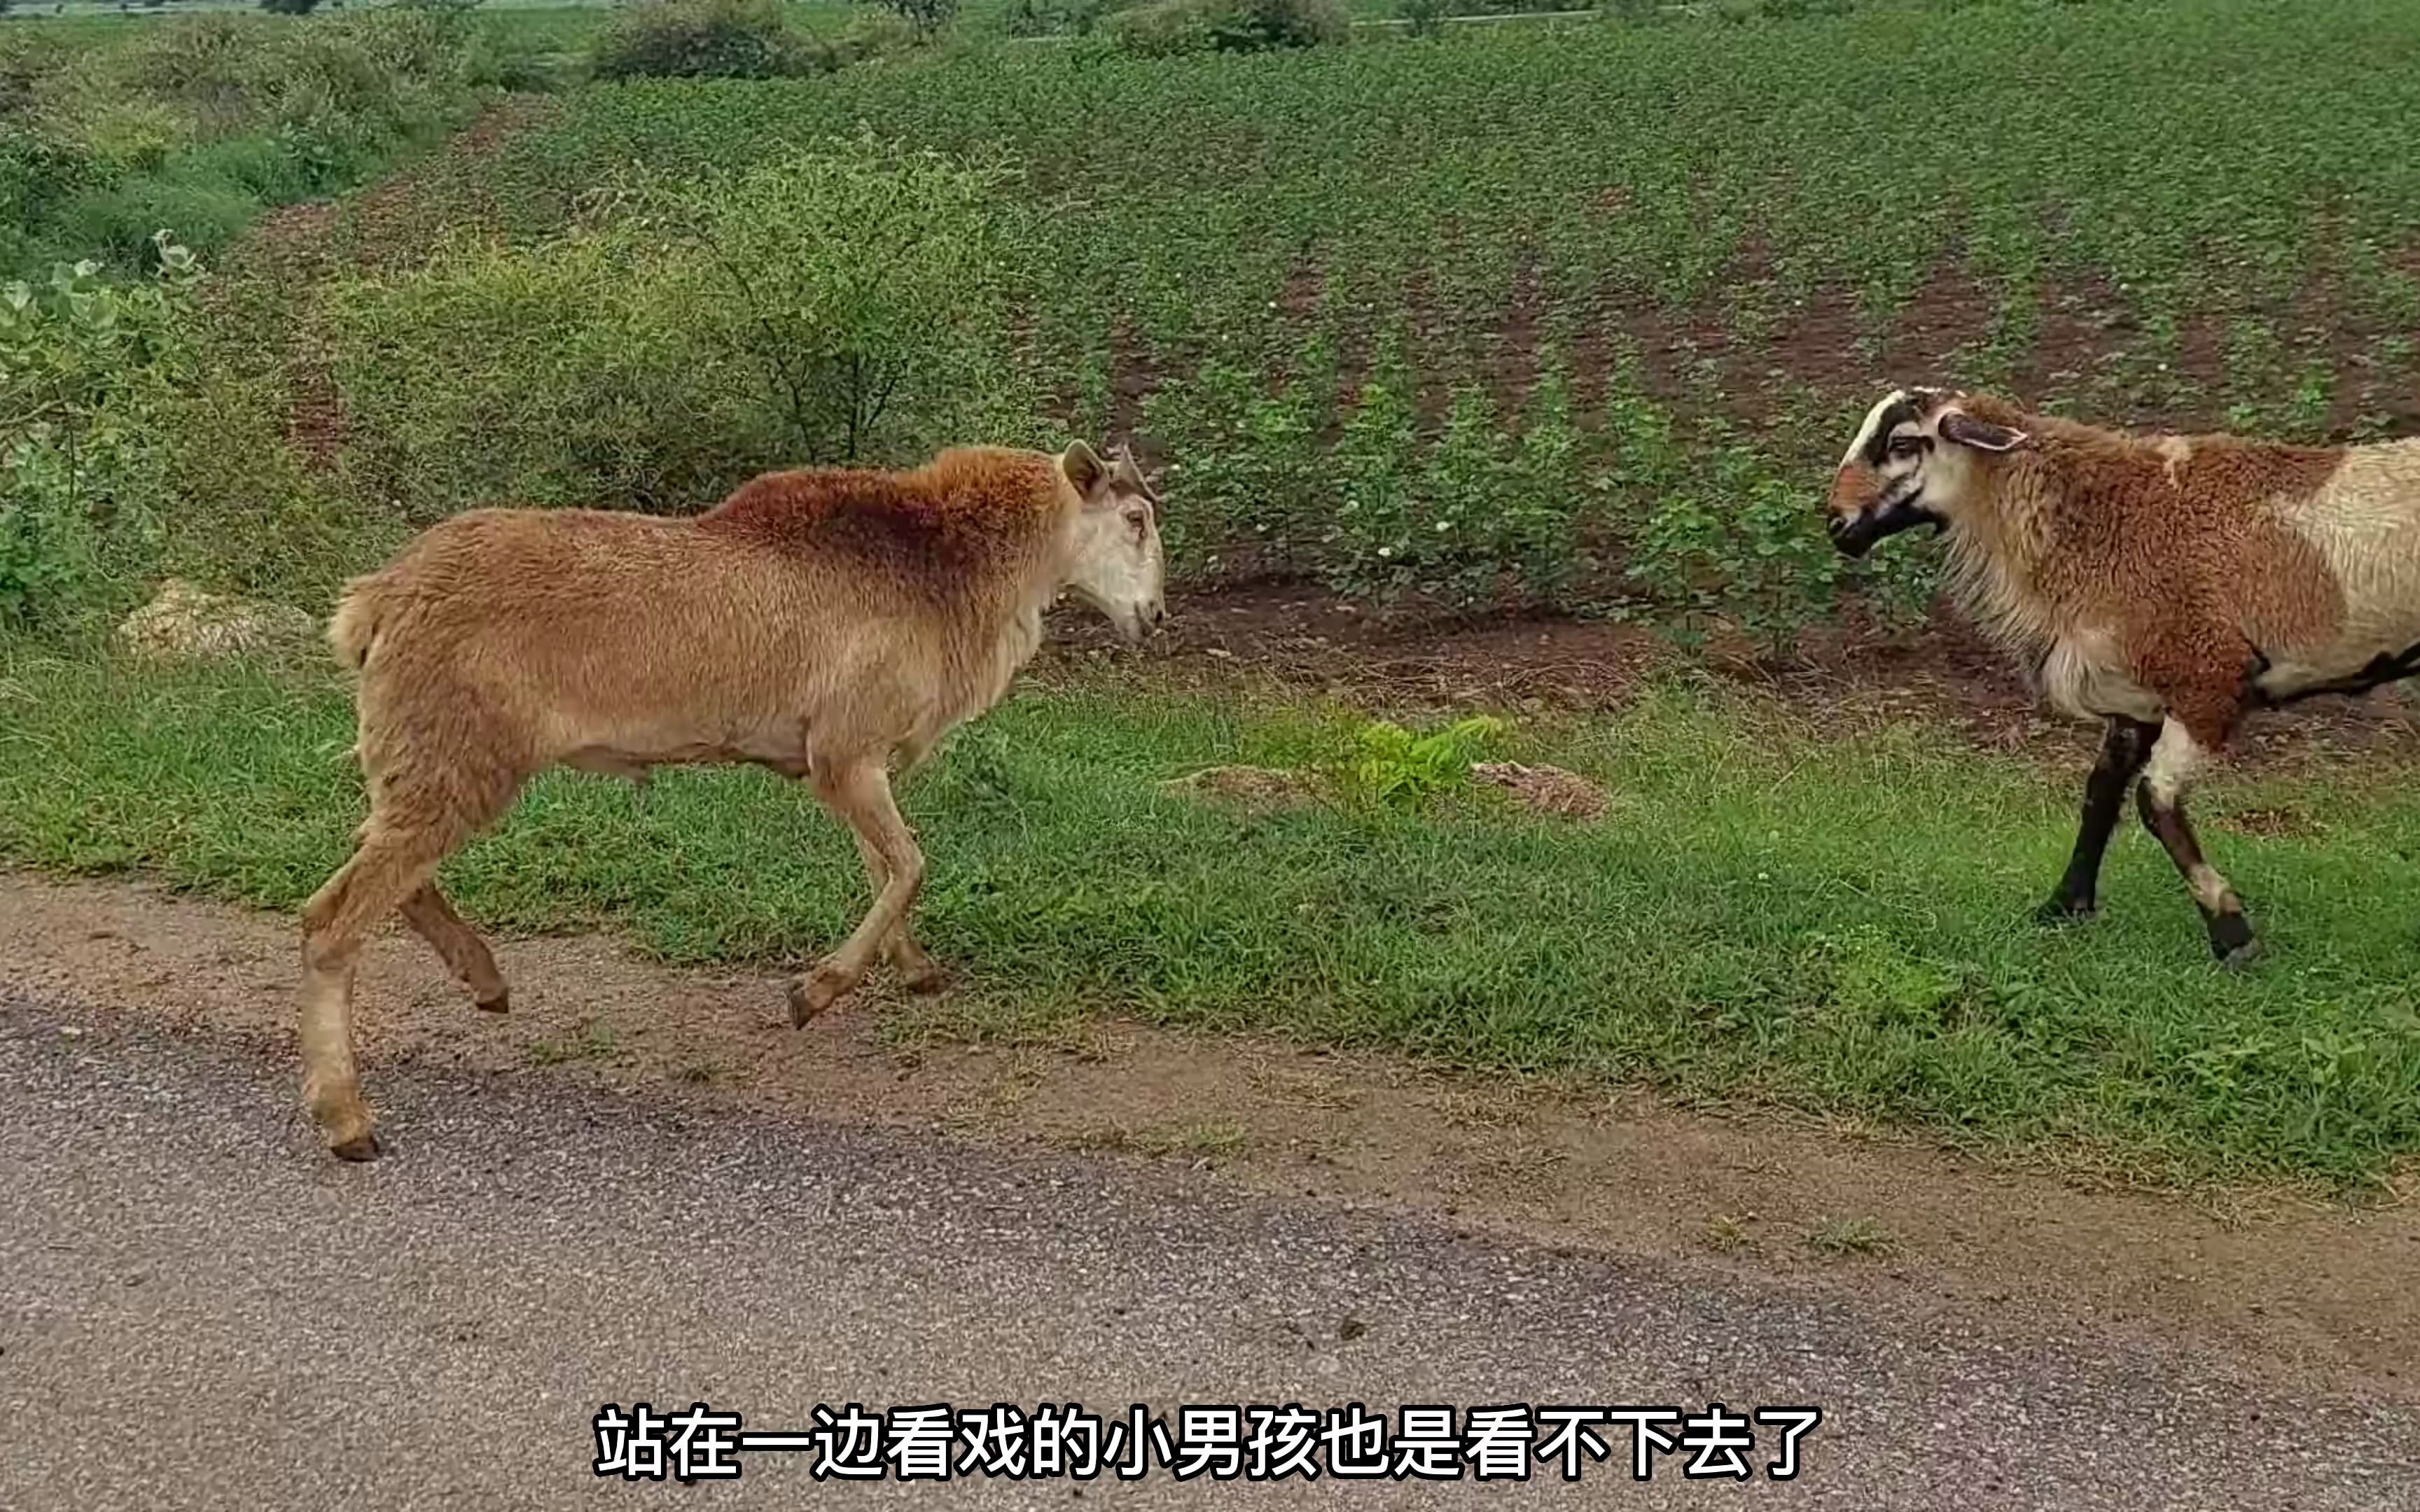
[1060,440,1108,497]
[1940,412,2029,452]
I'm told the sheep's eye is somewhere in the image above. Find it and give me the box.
[1124,507,1149,535]
[1888,435,1926,458]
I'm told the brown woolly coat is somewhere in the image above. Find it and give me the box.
[329,447,1082,820]
[1933,398,2420,749]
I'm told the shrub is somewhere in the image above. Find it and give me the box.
[1004,0,1122,36]
[588,0,812,81]
[260,0,324,14]
[321,227,758,521]
[1344,716,1505,808]
[1104,0,1348,55]
[0,234,197,632]
[50,173,260,274]
[636,132,1032,465]
[1399,0,1447,37]
[4,10,479,274]
[809,10,923,68]
[877,0,961,34]
[0,130,92,270]
[294,134,1030,550]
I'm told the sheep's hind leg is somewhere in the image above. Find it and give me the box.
[400,882,510,1012]
[849,829,948,994]
[300,828,460,1159]
[791,759,925,1026]
[2037,715,2157,924]
[2134,718,2258,966]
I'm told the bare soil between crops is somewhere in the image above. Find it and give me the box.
[6,871,2414,1407]
[1040,580,2420,774]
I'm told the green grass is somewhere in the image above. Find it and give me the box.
[8,646,2419,1189]
[0,7,485,276]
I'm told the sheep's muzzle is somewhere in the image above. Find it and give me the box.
[1825,461,1936,558]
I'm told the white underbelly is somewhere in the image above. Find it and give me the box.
[2039,633,2162,723]
[2251,615,2420,700]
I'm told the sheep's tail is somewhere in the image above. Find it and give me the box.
[326,572,387,673]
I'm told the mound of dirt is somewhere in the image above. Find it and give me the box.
[1160,764,1324,811]
[116,580,319,662]
[1473,760,1610,819]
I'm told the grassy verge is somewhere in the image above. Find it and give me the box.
[6,645,2418,1189]
[0,7,494,276]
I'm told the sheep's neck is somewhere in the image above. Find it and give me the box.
[1943,468,2064,657]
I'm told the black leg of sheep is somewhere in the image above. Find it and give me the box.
[2134,783,2261,967]
[2036,715,2160,924]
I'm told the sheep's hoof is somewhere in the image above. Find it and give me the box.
[788,967,854,1027]
[2034,896,2096,927]
[893,955,950,995]
[328,1130,383,1163]
[2206,910,2260,969]
[475,989,510,1015]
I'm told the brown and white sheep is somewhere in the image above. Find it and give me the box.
[300,441,1166,1159]
[1826,386,2420,964]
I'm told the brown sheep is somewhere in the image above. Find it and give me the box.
[1826,386,2420,964]
[300,441,1167,1160]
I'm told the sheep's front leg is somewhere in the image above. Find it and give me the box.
[791,759,925,1026]
[2038,715,2159,923]
[2134,718,2258,966]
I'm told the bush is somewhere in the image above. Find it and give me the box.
[588,0,814,81]
[4,10,480,274]
[1004,0,1123,36]
[0,234,198,632]
[281,134,1031,557]
[1104,0,1347,55]
[636,132,1032,465]
[877,0,961,33]
[48,174,260,274]
[323,227,756,520]
[810,10,924,68]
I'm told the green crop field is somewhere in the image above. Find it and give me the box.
[221,0,2420,625]
[6,0,2420,1189]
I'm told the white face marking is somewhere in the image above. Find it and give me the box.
[1840,389,1909,471]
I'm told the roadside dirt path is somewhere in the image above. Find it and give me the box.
[5,871,2412,1407]
[17,1000,2416,1510]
